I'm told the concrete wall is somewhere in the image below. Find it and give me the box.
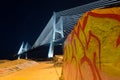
[63,7,120,80]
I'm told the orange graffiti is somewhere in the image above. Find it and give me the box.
[116,35,120,47]
[63,7,120,80]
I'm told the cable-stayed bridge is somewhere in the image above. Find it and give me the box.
[17,0,120,59]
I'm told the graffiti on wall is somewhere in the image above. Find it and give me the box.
[63,7,120,80]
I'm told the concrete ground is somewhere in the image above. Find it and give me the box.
[0,59,62,80]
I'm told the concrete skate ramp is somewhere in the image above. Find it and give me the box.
[0,59,61,80]
[63,7,120,80]
[0,59,39,77]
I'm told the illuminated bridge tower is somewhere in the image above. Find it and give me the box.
[48,12,64,58]
[17,42,31,59]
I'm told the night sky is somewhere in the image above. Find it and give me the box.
[0,0,96,59]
